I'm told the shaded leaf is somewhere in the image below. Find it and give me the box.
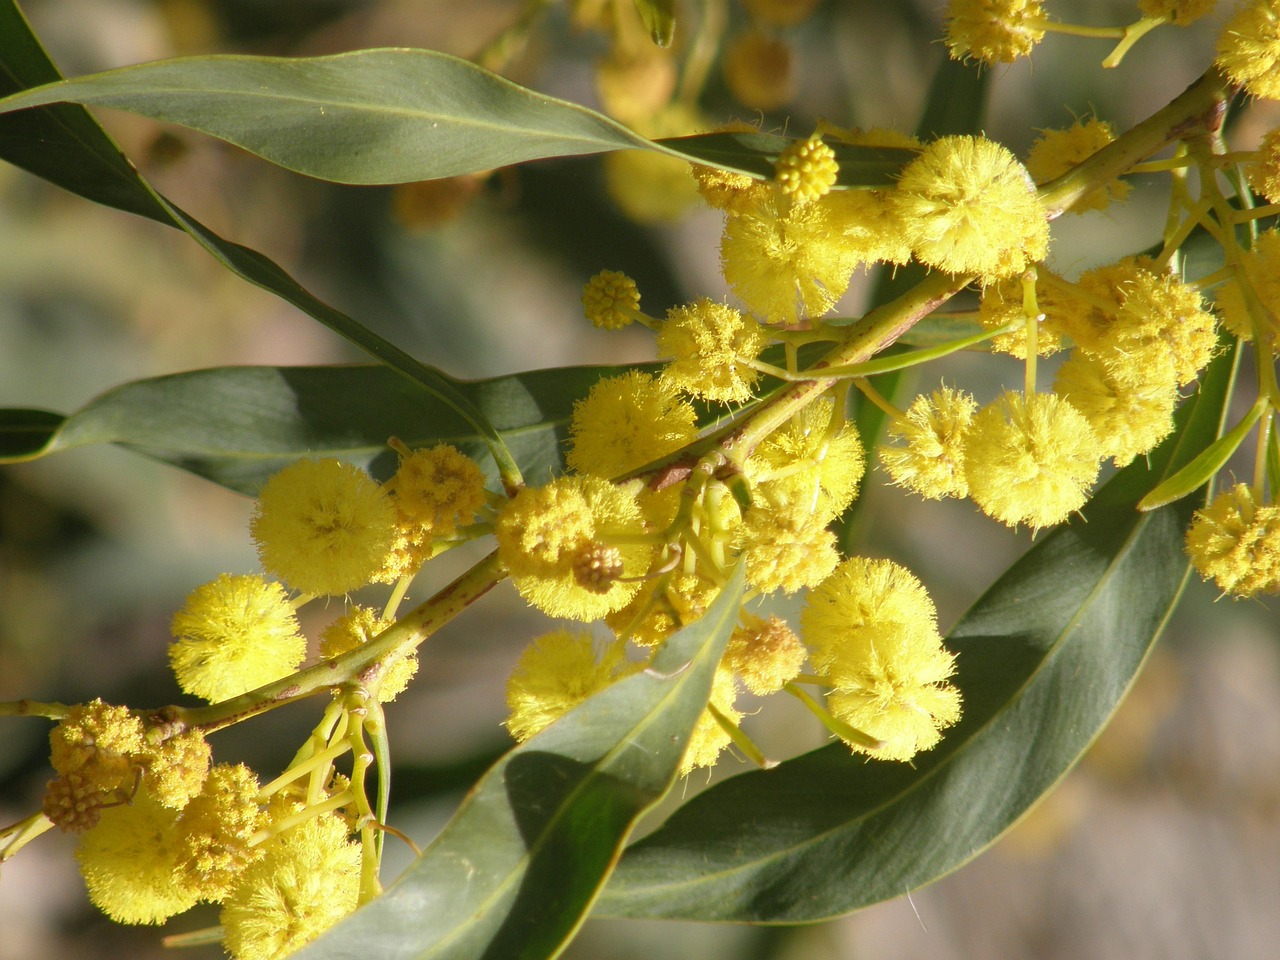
[596,341,1236,923]
[294,565,745,960]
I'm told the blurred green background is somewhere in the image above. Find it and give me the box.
[1,1,1277,958]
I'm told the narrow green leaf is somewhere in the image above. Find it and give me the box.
[633,0,676,47]
[1139,389,1255,511]
[0,364,662,494]
[1267,412,1280,497]
[596,342,1235,923]
[915,52,989,139]
[293,566,745,960]
[656,131,916,186]
[0,49,655,184]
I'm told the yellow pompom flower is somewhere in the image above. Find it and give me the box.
[879,386,978,500]
[721,191,860,326]
[1186,484,1280,598]
[1246,127,1280,201]
[1099,266,1218,389]
[824,188,913,266]
[169,574,306,703]
[724,614,807,696]
[388,444,486,539]
[1052,352,1178,467]
[746,398,865,523]
[1025,118,1130,213]
[320,606,416,702]
[657,299,769,403]
[723,28,795,111]
[1139,0,1218,25]
[582,270,641,330]
[1215,228,1280,340]
[679,667,742,775]
[1216,0,1280,101]
[251,458,397,596]
[505,631,636,741]
[964,391,1101,530]
[49,699,145,787]
[945,0,1047,64]
[977,274,1065,358]
[567,371,699,478]
[76,789,201,924]
[176,763,265,902]
[221,812,361,960]
[775,135,839,203]
[692,162,773,215]
[892,135,1049,283]
[737,506,841,595]
[138,728,211,810]
[605,571,718,646]
[495,476,651,620]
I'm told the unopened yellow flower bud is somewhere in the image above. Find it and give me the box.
[775,135,839,203]
[582,270,641,330]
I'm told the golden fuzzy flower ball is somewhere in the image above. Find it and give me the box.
[945,0,1047,64]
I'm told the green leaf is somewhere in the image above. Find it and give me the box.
[596,341,1235,923]
[915,51,988,139]
[657,131,916,186]
[294,565,745,960]
[633,0,676,47]
[0,48,655,184]
[0,363,663,494]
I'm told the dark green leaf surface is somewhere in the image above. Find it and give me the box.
[0,49,654,183]
[0,364,665,494]
[596,344,1235,924]
[294,566,744,960]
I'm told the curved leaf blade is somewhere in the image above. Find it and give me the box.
[0,49,654,184]
[596,342,1236,923]
[657,132,915,186]
[294,566,745,960]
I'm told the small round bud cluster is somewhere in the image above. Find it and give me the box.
[775,135,839,203]
[572,542,626,593]
[582,270,641,330]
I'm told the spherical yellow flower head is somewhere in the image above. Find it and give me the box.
[977,274,1065,358]
[723,28,795,111]
[1099,268,1218,389]
[879,386,978,500]
[744,0,821,27]
[388,444,486,539]
[746,398,865,523]
[891,135,1050,283]
[49,699,145,788]
[823,188,913,266]
[657,299,769,403]
[721,192,859,326]
[169,574,307,703]
[505,630,636,741]
[138,728,211,810]
[76,788,201,924]
[1139,0,1218,25]
[495,476,650,620]
[605,571,718,646]
[1038,261,1132,353]
[1246,128,1280,201]
[582,269,641,330]
[604,104,703,223]
[1025,118,1131,214]
[1186,484,1280,598]
[1052,352,1178,467]
[221,812,361,960]
[964,391,1101,530]
[567,371,699,478]
[320,606,417,703]
[1215,228,1280,340]
[1216,0,1280,101]
[175,763,265,902]
[775,135,839,204]
[251,458,397,596]
[725,614,807,695]
[735,507,841,595]
[945,0,1047,64]
[679,667,742,775]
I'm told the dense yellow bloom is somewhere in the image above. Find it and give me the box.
[721,191,860,326]
[725,614,807,695]
[1052,352,1178,466]
[1216,0,1280,101]
[169,574,307,703]
[658,299,769,403]
[737,507,840,595]
[582,270,641,330]
[49,699,145,787]
[679,668,742,775]
[964,391,1100,530]
[567,371,699,477]
[176,763,265,901]
[775,135,839,203]
[1246,127,1280,201]
[978,274,1065,358]
[505,631,636,741]
[1025,118,1130,213]
[388,444,486,539]
[138,728,211,810]
[605,571,718,646]
[879,386,977,500]
[76,789,201,924]
[1215,228,1280,340]
[251,458,397,596]
[221,812,361,960]
[723,29,795,111]
[1186,484,1280,597]
[495,476,650,619]
[945,0,1046,64]
[746,398,865,523]
[891,135,1049,283]
[1139,0,1218,24]
[824,188,913,266]
[320,606,416,702]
